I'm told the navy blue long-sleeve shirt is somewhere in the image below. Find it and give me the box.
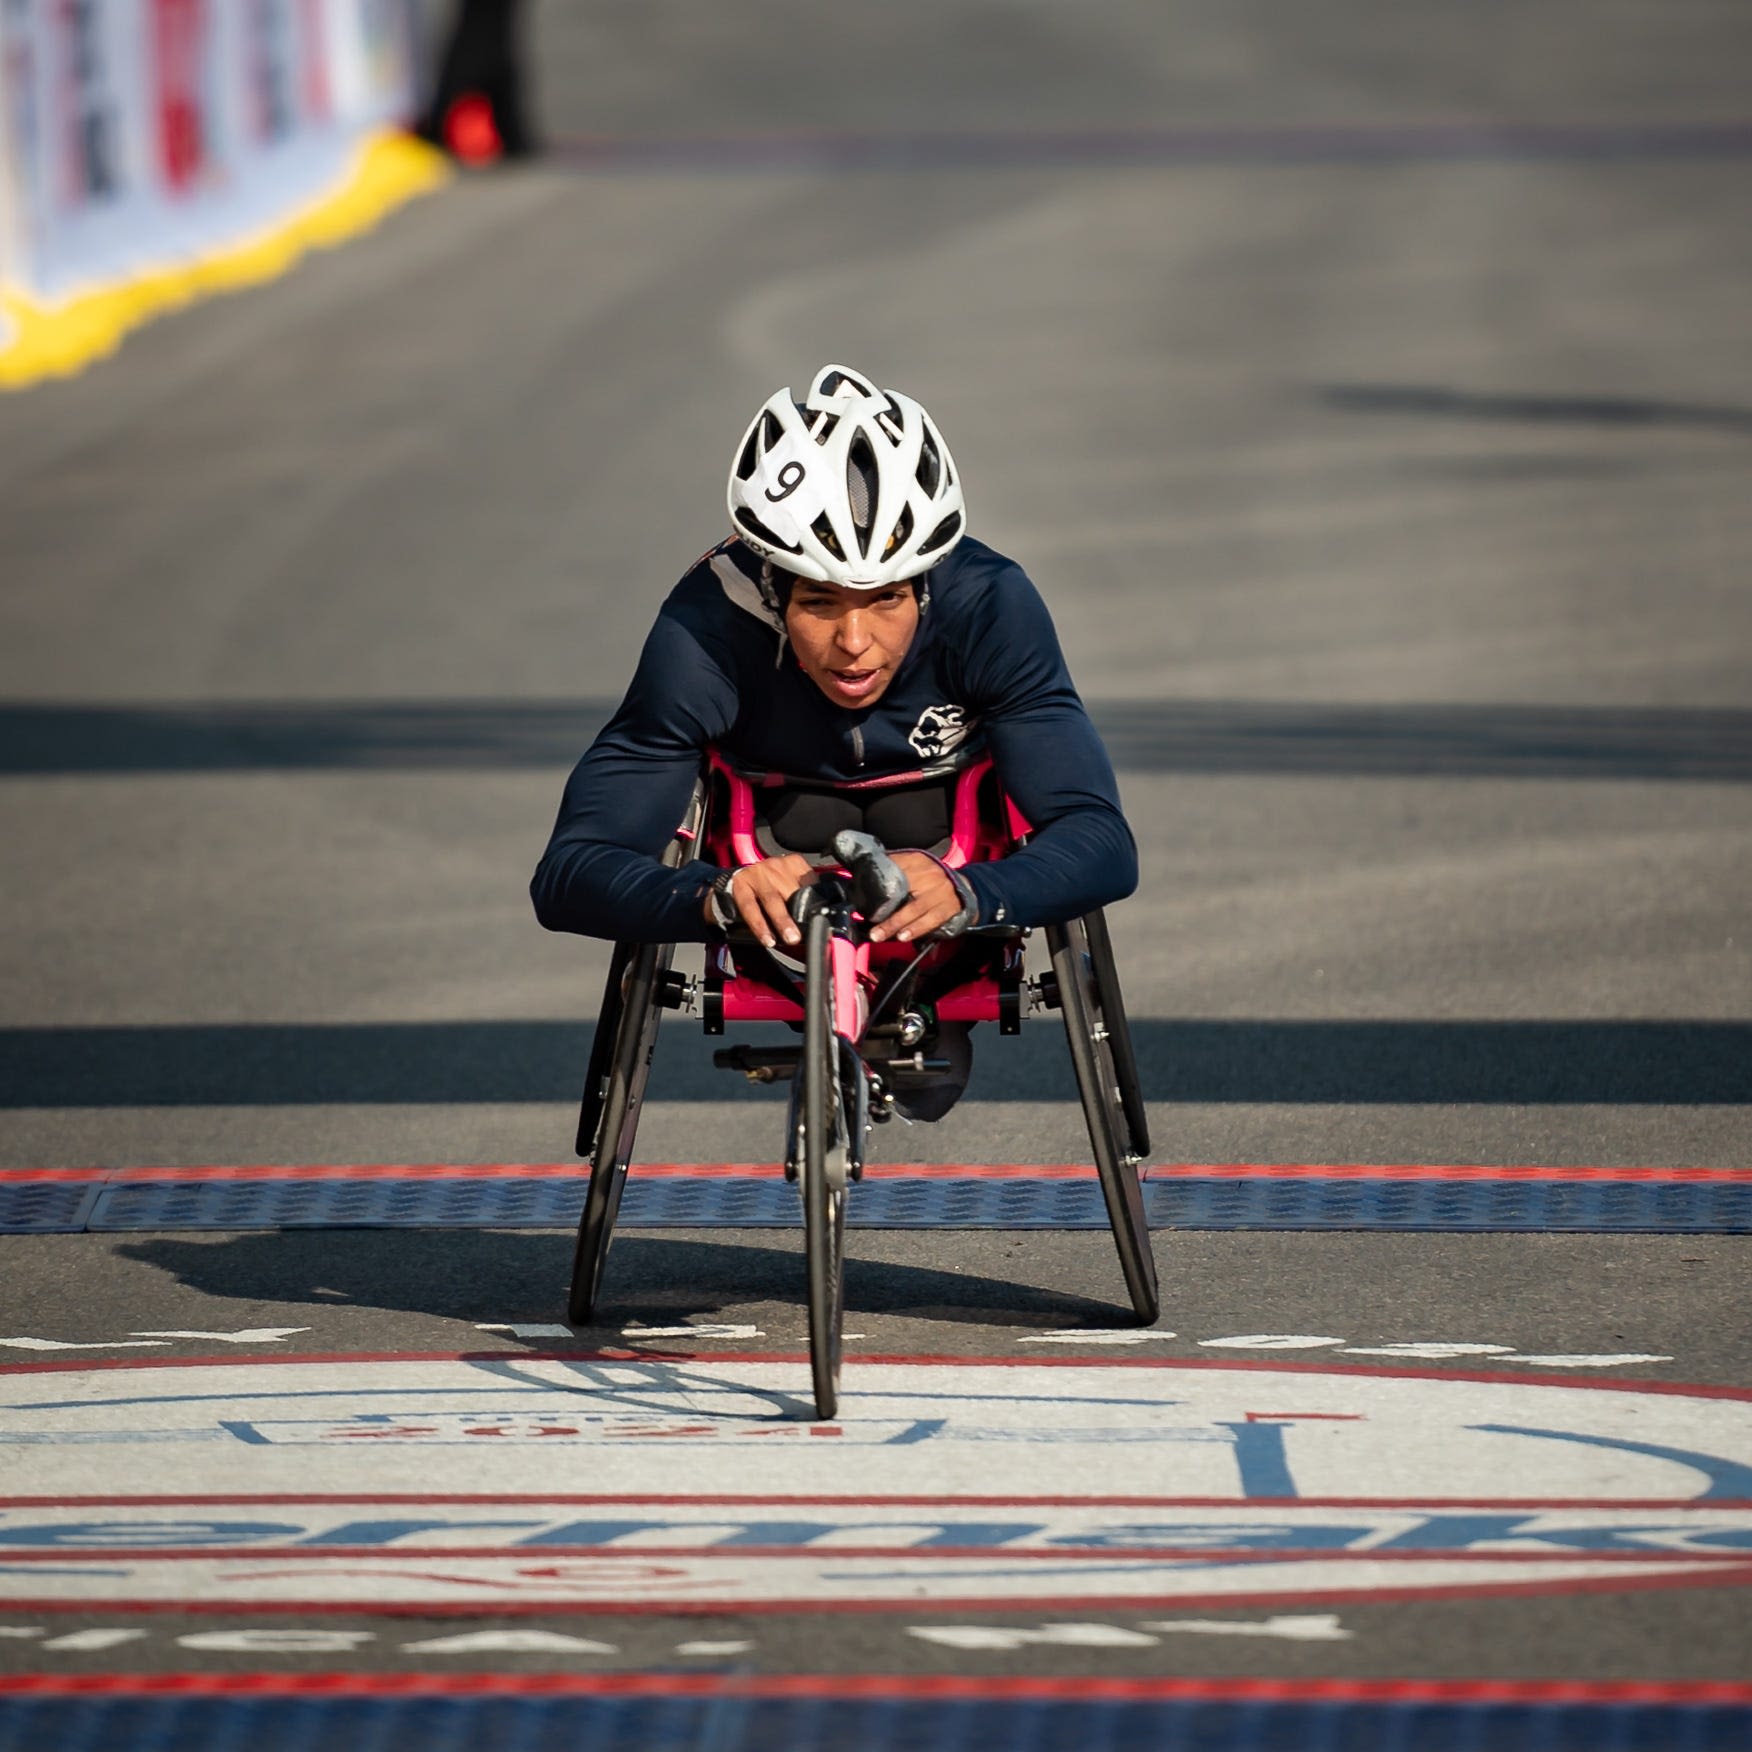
[531,537,1137,943]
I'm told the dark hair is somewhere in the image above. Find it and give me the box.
[774,570,931,613]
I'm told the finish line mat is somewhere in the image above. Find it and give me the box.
[1,1163,1748,1235]
[2,1676,1750,1752]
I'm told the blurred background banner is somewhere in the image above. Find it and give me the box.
[0,0,439,383]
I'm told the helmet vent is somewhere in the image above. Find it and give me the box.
[810,513,846,560]
[884,504,915,558]
[915,434,941,498]
[735,505,803,554]
[737,423,762,481]
[846,436,879,554]
[920,512,962,554]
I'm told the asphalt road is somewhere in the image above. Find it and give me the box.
[2,0,1750,1734]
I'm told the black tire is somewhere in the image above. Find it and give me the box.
[568,939,672,1324]
[1048,917,1159,1324]
[575,942,633,1158]
[801,907,848,1419]
[1083,908,1151,1161]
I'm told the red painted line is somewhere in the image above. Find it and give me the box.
[3,1667,1751,1703]
[1181,1163,1752,1182]
[107,1163,591,1182]
[5,1160,1744,1184]
[0,1168,111,1183]
[0,1350,1744,1401]
[0,1545,1737,1566]
[8,1494,1745,1511]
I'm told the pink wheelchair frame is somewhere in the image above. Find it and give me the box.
[692,747,1032,1045]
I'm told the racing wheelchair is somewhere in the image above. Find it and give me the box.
[567,749,1157,1417]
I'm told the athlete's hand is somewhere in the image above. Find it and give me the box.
[868,852,968,944]
[705,855,819,949]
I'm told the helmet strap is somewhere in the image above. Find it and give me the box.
[759,559,791,665]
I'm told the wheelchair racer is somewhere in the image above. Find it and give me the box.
[532,365,1137,1116]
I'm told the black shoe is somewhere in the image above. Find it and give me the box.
[890,1023,974,1122]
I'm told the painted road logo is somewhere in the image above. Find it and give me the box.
[0,1356,1748,1611]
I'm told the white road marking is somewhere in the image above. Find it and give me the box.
[621,1325,765,1340]
[675,1640,757,1656]
[176,1630,376,1653]
[131,1330,311,1345]
[1340,1344,1517,1359]
[1508,1354,1675,1368]
[911,1614,1354,1647]
[0,1339,169,1352]
[1018,1331,1179,1345]
[910,1623,1158,1650]
[40,1629,148,1651]
[1144,1614,1353,1641]
[402,1630,617,1654]
[1198,1335,1343,1350]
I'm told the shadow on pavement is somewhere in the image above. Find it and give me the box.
[10,1018,1750,1107]
[3,699,1749,780]
[111,1229,1126,1331]
[1320,380,1752,436]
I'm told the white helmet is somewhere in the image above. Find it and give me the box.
[726,364,966,587]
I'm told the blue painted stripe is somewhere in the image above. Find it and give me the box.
[10,1172,1739,1234]
[0,1694,1747,1752]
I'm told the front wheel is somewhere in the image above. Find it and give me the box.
[801,907,849,1419]
[1048,916,1159,1325]
[568,940,672,1324]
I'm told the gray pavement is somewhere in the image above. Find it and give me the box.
[1,0,1750,1709]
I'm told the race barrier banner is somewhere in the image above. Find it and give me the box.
[0,0,448,386]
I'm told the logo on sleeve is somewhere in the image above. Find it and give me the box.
[908,704,973,759]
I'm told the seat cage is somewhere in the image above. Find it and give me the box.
[693,748,1031,1035]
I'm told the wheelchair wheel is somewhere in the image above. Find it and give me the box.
[568,939,673,1324]
[801,906,849,1419]
[1083,908,1150,1161]
[1048,916,1159,1325]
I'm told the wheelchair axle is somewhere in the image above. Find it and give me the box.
[712,1043,801,1083]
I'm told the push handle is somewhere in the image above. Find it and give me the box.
[828,829,910,926]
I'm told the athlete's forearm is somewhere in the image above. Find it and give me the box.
[531,838,723,943]
[958,805,1138,928]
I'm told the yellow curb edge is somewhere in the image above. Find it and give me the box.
[0,131,451,392]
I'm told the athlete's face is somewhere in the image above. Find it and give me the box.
[784,576,920,709]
